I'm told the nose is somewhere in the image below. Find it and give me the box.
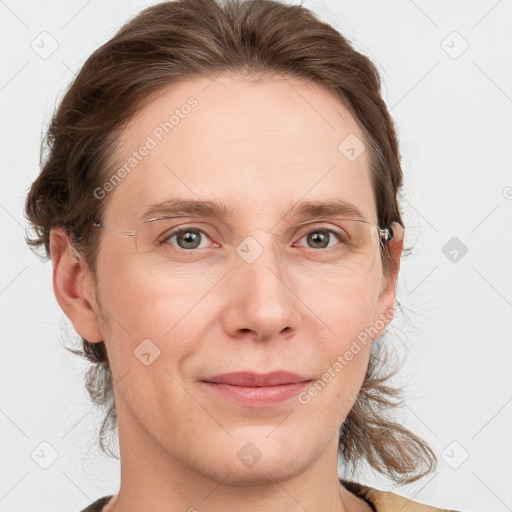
[221,231,302,342]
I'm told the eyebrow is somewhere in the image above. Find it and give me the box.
[139,198,366,223]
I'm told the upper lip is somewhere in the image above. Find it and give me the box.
[201,371,310,387]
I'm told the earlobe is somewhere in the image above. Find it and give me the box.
[381,221,404,293]
[372,222,404,334]
[50,227,104,343]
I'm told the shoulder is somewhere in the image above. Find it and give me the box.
[341,479,462,512]
[78,495,113,512]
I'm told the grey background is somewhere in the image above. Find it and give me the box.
[1,0,511,511]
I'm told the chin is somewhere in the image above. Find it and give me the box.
[203,453,311,488]
[180,419,327,485]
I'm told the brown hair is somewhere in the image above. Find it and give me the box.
[24,0,436,484]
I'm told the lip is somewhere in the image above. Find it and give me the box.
[199,371,312,407]
[201,371,309,386]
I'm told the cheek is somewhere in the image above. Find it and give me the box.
[94,252,216,380]
[97,241,383,394]
[94,248,382,467]
[98,246,383,351]
[299,265,382,340]
[96,243,200,332]
[291,273,381,414]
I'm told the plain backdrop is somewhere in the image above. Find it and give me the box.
[1,1,511,511]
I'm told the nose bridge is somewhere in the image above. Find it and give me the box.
[235,228,284,276]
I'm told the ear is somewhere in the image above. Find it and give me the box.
[50,227,103,342]
[371,222,404,334]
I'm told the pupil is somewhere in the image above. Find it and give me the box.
[309,231,328,248]
[178,230,200,249]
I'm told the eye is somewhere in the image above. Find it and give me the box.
[160,227,217,250]
[154,222,350,253]
[294,228,345,250]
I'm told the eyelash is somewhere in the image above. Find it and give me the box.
[158,225,348,253]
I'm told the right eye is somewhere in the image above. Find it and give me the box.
[159,226,220,251]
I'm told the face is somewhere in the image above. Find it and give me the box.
[69,73,401,485]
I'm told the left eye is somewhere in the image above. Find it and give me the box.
[160,227,343,251]
[294,229,342,250]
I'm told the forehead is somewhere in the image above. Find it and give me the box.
[103,73,376,227]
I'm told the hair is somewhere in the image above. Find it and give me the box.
[25,0,436,484]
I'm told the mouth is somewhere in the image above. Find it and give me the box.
[199,371,312,407]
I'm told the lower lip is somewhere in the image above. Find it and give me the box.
[200,381,311,407]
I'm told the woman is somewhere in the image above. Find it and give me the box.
[24,0,462,510]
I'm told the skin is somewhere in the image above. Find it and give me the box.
[51,73,403,512]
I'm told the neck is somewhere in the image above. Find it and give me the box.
[104,399,366,512]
